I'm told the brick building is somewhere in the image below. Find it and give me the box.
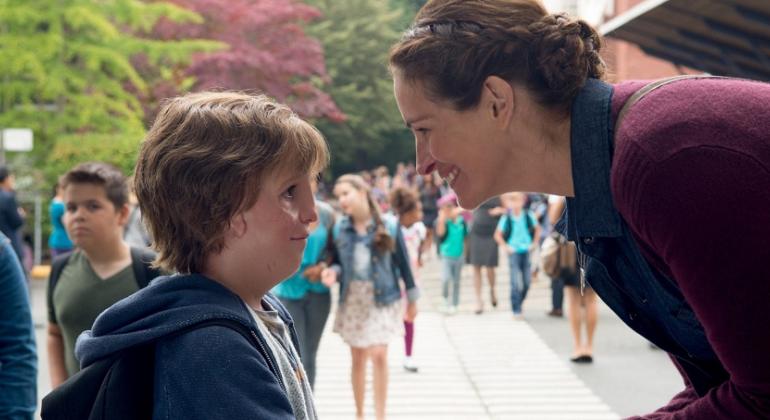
[545,0,697,81]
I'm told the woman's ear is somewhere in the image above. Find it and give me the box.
[483,76,515,127]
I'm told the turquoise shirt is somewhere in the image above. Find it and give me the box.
[497,211,537,253]
[272,205,332,299]
[439,217,466,259]
[49,199,73,249]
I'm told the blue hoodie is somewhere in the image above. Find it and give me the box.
[75,274,298,419]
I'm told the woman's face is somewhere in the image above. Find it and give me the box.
[394,73,507,209]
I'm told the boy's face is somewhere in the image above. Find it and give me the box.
[63,183,129,251]
[502,193,525,211]
[231,170,318,285]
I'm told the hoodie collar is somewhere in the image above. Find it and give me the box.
[75,274,291,367]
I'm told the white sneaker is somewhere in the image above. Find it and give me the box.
[403,356,419,373]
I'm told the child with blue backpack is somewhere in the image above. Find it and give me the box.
[321,174,418,420]
[495,192,541,319]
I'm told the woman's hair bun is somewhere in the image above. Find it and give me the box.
[526,13,606,106]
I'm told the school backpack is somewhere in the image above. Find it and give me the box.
[41,319,260,420]
[501,211,535,243]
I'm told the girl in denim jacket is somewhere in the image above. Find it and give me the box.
[322,174,419,420]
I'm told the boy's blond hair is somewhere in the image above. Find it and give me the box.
[135,92,329,274]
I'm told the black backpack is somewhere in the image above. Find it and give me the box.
[502,211,535,243]
[41,319,264,420]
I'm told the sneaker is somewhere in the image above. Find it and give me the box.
[403,356,419,373]
[449,305,458,315]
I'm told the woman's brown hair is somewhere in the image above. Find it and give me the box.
[135,91,329,274]
[335,174,395,254]
[389,0,605,113]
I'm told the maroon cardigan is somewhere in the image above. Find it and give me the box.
[610,78,770,418]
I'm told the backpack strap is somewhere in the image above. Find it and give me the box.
[47,252,74,324]
[525,210,536,238]
[615,75,726,137]
[129,247,161,289]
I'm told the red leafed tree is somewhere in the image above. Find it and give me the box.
[153,0,344,121]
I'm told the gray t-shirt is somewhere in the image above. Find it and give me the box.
[246,300,316,420]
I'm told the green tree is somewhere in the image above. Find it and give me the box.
[304,0,415,176]
[0,0,220,181]
[389,0,427,30]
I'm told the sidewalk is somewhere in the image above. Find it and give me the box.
[313,253,619,420]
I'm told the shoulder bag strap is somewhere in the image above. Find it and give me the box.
[615,75,726,137]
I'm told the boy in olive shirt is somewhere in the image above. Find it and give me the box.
[46,162,159,387]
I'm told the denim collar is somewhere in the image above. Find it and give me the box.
[563,78,622,241]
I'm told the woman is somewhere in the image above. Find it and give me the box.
[467,196,503,314]
[389,0,770,417]
[549,196,597,363]
[322,174,419,420]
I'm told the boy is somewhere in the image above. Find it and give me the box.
[494,192,541,319]
[74,92,328,419]
[435,192,467,314]
[46,162,161,387]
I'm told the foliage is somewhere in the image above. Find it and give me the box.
[304,0,415,176]
[149,0,343,122]
[389,0,428,30]
[0,0,219,180]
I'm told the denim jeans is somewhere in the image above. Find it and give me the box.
[508,251,531,314]
[441,256,463,306]
[279,291,331,389]
[551,276,564,311]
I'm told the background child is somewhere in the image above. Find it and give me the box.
[322,174,418,420]
[72,92,328,419]
[46,162,161,387]
[494,192,541,319]
[389,186,424,373]
[435,192,467,315]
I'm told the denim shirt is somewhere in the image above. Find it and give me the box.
[331,215,419,306]
[559,79,726,396]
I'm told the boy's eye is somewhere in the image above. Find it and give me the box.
[65,204,76,212]
[283,185,297,199]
